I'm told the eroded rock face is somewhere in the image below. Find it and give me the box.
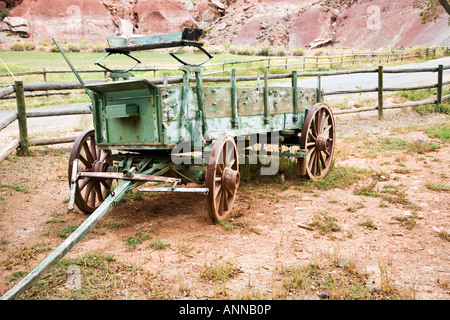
[2,16,29,37]
[133,0,197,35]
[7,0,114,42]
[334,0,449,48]
[3,0,448,48]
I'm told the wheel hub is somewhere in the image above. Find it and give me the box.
[316,133,331,152]
[222,167,240,193]
[92,160,108,173]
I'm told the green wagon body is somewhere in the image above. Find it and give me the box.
[85,79,319,151]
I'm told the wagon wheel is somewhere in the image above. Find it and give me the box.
[299,103,335,180]
[68,129,113,213]
[205,135,240,222]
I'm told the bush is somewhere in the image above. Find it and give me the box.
[236,45,254,56]
[0,9,9,21]
[271,46,288,57]
[294,48,305,56]
[10,42,25,51]
[50,44,60,52]
[91,41,106,52]
[24,42,35,51]
[66,43,80,52]
[256,46,270,56]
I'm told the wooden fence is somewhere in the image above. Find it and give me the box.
[0,62,449,162]
[1,46,447,83]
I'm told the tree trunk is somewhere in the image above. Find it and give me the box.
[439,0,450,16]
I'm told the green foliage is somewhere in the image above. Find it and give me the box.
[0,9,8,21]
[413,0,446,24]
[425,124,450,141]
[24,42,36,51]
[149,238,170,250]
[1,183,28,192]
[10,42,25,51]
[57,225,78,238]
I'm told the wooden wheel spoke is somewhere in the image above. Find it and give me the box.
[89,139,97,161]
[319,151,327,168]
[322,115,330,131]
[99,179,110,190]
[223,192,229,211]
[316,152,322,176]
[95,182,104,202]
[78,155,91,168]
[308,130,316,141]
[316,109,323,135]
[78,177,91,191]
[82,142,94,164]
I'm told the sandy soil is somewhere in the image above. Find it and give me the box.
[0,108,448,300]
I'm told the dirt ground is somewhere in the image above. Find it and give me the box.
[0,108,449,300]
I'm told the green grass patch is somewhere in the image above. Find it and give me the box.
[425,182,449,192]
[57,225,78,238]
[1,184,29,193]
[149,238,170,250]
[200,256,240,283]
[312,165,372,191]
[358,219,377,229]
[125,232,151,249]
[18,251,125,299]
[3,241,50,269]
[309,212,341,233]
[424,124,450,142]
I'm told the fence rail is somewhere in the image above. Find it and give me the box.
[1,46,447,83]
[0,62,448,162]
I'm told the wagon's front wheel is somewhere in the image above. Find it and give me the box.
[299,103,335,180]
[68,129,113,213]
[205,135,240,222]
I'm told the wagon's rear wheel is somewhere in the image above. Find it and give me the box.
[68,129,113,213]
[205,135,240,222]
[299,103,335,180]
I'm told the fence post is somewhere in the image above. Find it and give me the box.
[437,64,443,104]
[316,75,321,103]
[377,66,384,120]
[15,80,29,156]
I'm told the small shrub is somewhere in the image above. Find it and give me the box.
[91,41,106,52]
[0,9,9,21]
[66,43,80,52]
[309,212,341,233]
[24,42,35,51]
[294,47,305,56]
[10,42,25,51]
[256,46,270,56]
[149,238,170,250]
[50,44,60,52]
